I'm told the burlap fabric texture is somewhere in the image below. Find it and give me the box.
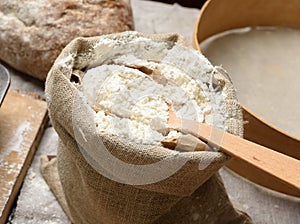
[42,31,252,224]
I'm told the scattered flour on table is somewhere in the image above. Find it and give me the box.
[1,121,31,156]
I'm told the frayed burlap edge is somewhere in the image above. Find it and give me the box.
[40,155,74,223]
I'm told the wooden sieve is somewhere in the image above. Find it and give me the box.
[193,0,300,197]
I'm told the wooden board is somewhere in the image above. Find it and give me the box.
[0,89,48,224]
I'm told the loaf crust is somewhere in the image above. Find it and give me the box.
[0,0,133,80]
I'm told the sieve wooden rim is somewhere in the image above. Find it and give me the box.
[193,0,300,197]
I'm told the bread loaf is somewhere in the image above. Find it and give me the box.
[0,0,133,80]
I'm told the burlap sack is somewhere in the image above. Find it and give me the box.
[43,31,252,223]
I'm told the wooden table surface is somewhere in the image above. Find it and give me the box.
[5,0,300,223]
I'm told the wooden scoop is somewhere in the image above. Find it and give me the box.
[168,106,300,191]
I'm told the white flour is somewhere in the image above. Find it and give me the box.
[80,35,226,145]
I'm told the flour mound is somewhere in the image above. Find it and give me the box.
[80,34,226,145]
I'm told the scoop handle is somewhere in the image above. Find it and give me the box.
[171,118,300,191]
